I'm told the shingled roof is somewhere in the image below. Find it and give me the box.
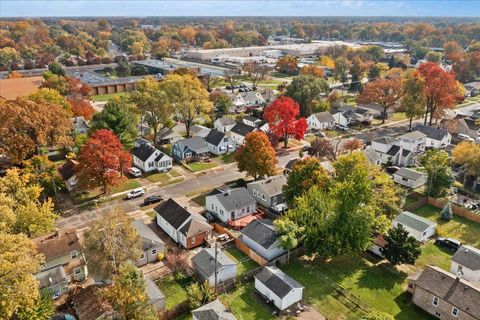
[413,124,450,141]
[394,168,426,181]
[154,198,192,230]
[255,266,304,299]
[452,245,480,271]
[240,219,278,250]
[192,299,237,320]
[205,130,227,146]
[230,122,256,137]
[33,228,82,261]
[58,159,79,181]
[192,248,236,278]
[394,211,436,233]
[131,143,157,162]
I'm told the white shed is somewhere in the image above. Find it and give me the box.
[192,248,237,287]
[450,245,480,282]
[392,211,437,242]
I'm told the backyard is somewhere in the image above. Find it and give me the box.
[220,283,276,320]
[224,247,259,275]
[155,273,193,310]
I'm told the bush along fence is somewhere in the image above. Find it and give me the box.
[405,195,480,223]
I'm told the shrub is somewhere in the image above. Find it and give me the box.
[157,253,165,261]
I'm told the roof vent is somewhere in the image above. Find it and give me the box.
[225,190,231,196]
[465,249,469,254]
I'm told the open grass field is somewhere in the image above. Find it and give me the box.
[220,283,276,320]
[224,247,259,275]
[91,92,130,102]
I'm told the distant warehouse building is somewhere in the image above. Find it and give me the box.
[68,70,144,96]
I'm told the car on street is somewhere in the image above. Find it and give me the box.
[143,195,163,205]
[435,237,462,252]
[128,167,142,178]
[126,188,145,199]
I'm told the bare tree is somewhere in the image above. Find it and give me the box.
[242,62,268,88]
[224,68,240,93]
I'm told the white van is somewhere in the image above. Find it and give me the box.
[128,167,142,177]
[458,133,474,142]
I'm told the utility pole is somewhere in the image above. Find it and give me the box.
[214,240,218,295]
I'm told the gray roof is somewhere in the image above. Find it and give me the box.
[208,188,256,211]
[192,248,236,278]
[191,124,211,134]
[452,245,480,271]
[35,265,67,288]
[145,277,165,303]
[216,117,235,126]
[394,168,426,181]
[373,136,398,146]
[192,299,237,320]
[363,148,381,164]
[179,219,212,237]
[132,220,164,250]
[230,122,256,137]
[158,127,181,139]
[413,124,450,141]
[175,137,209,154]
[131,143,158,162]
[240,219,278,250]
[394,211,436,232]
[243,115,261,123]
[247,175,286,197]
[71,116,88,131]
[414,266,480,319]
[400,130,427,140]
[312,111,335,123]
[255,266,304,299]
[205,130,227,146]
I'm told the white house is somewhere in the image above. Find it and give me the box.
[240,219,287,261]
[230,92,265,113]
[368,134,421,167]
[132,220,165,267]
[192,248,237,287]
[214,117,236,133]
[205,188,257,224]
[229,122,256,146]
[131,142,173,173]
[242,115,263,128]
[306,111,335,131]
[450,245,480,282]
[393,167,428,189]
[204,130,236,155]
[398,131,426,154]
[254,266,304,311]
[190,124,211,138]
[192,299,236,320]
[393,211,437,242]
[157,127,182,145]
[412,124,452,148]
[331,111,349,127]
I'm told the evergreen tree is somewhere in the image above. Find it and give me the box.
[381,226,421,266]
[440,201,453,221]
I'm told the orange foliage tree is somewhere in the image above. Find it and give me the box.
[276,55,298,74]
[68,97,95,120]
[300,65,324,78]
[235,131,276,180]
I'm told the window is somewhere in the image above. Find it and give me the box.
[432,296,439,306]
[452,307,459,317]
[151,249,157,255]
[140,253,145,259]
[74,268,82,275]
[422,231,427,237]
[70,250,78,259]
[262,194,266,201]
[191,237,195,245]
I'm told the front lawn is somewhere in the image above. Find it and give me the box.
[220,283,275,320]
[391,112,408,122]
[218,153,236,164]
[188,162,218,172]
[145,172,171,184]
[224,247,259,275]
[155,274,193,310]
[110,178,141,194]
[72,178,141,204]
[190,193,206,207]
[414,205,480,247]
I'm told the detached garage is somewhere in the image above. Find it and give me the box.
[254,266,304,311]
[393,211,437,242]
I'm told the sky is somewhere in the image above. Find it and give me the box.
[1,0,480,18]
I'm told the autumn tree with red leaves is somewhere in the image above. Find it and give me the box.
[343,138,363,153]
[76,129,131,194]
[68,97,94,120]
[418,62,464,125]
[263,96,307,148]
[356,77,402,124]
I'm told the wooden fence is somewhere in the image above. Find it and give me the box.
[405,196,480,224]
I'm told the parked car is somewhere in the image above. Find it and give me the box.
[128,167,142,178]
[126,188,145,199]
[336,124,349,131]
[143,195,163,205]
[458,133,474,142]
[435,237,462,252]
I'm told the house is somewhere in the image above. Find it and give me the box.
[33,229,88,299]
[58,159,79,191]
[362,148,382,166]
[157,127,182,145]
[145,277,165,311]
[306,111,335,131]
[332,105,373,125]
[254,266,304,311]
[131,142,173,173]
[132,220,165,267]
[247,175,287,211]
[409,265,480,320]
[368,134,422,167]
[192,248,237,286]
[284,158,300,176]
[192,299,237,320]
[155,198,213,249]
[71,116,89,134]
[214,117,236,133]
[172,137,209,161]
[229,122,256,145]
[413,124,452,148]
[242,115,263,128]
[240,219,287,261]
[230,91,265,113]
[331,111,349,127]
[393,211,437,242]
[205,188,257,224]
[393,167,428,189]
[444,117,480,140]
[190,124,211,138]
[205,130,236,155]
[358,103,394,119]
[450,245,480,282]
[368,233,387,258]
[399,131,426,154]
[464,81,480,97]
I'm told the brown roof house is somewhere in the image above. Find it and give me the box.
[0,76,43,100]
[408,265,480,320]
[33,228,88,299]
[58,159,80,191]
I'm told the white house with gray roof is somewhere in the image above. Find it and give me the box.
[192,248,237,287]
[132,220,165,266]
[393,167,428,189]
[204,130,235,155]
[254,266,304,311]
[205,188,257,224]
[157,127,182,145]
[393,211,437,242]
[247,175,287,211]
[450,245,480,282]
[214,117,236,133]
[229,122,257,146]
[192,299,236,320]
[413,124,451,148]
[131,142,173,173]
[240,219,287,261]
[306,111,335,131]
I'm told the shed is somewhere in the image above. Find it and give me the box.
[392,211,436,242]
[192,248,237,287]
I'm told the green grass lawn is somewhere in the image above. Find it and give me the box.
[415,242,453,272]
[414,205,480,247]
[325,129,342,137]
[72,178,141,204]
[156,274,192,310]
[91,92,130,102]
[188,162,218,172]
[224,247,259,275]
[170,169,182,177]
[220,283,275,320]
[391,112,408,122]
[110,178,141,194]
[282,257,435,320]
[404,196,418,209]
[145,172,171,183]
[191,193,207,207]
[218,152,236,164]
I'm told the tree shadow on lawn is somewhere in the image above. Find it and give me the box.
[393,291,437,320]
[355,262,407,291]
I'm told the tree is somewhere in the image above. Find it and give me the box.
[48,62,65,76]
[420,149,454,198]
[161,74,212,138]
[186,282,203,309]
[28,87,70,110]
[452,142,480,190]
[444,41,462,61]
[356,77,402,124]
[381,226,421,266]
[425,51,442,63]
[89,98,138,149]
[202,74,222,92]
[401,70,426,130]
[223,69,240,93]
[101,262,156,320]
[22,155,61,197]
[349,58,363,91]
[83,209,141,280]
[440,201,453,221]
[284,74,329,117]
[317,55,335,68]
[276,55,298,74]
[76,129,131,193]
[0,168,57,237]
[300,65,324,78]
[68,97,95,120]
[235,131,276,180]
[0,47,20,70]
[7,70,23,79]
[130,76,172,143]
[367,63,389,80]
[273,219,304,262]
[283,157,329,207]
[243,62,268,87]
[308,138,336,160]
[0,232,43,320]
[263,96,307,148]
[333,57,349,83]
[362,310,395,320]
[115,60,131,77]
[343,138,363,152]
[418,62,463,125]
[209,91,232,114]
[15,290,55,320]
